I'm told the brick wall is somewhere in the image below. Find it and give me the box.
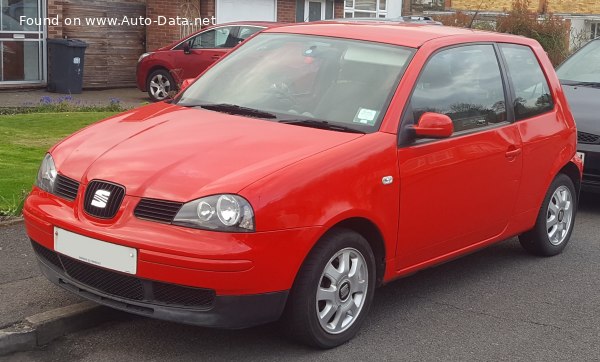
[146,0,185,51]
[448,0,537,12]
[448,0,600,14]
[334,0,343,18]
[46,0,63,38]
[546,0,600,14]
[200,0,215,20]
[278,0,297,22]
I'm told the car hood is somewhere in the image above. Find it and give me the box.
[52,102,363,201]
[562,85,600,135]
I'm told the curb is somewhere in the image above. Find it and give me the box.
[0,218,24,228]
[0,302,124,356]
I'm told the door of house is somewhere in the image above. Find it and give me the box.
[304,0,334,22]
[0,0,45,84]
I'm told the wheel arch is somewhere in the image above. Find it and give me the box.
[146,66,175,85]
[314,218,387,287]
[558,161,582,199]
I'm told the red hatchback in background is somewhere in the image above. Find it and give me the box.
[136,21,282,101]
[26,23,582,348]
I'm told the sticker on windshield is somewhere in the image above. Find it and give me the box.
[353,108,378,126]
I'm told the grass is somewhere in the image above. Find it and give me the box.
[0,112,119,216]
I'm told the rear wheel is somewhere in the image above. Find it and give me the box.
[519,173,577,256]
[147,69,175,102]
[284,228,376,349]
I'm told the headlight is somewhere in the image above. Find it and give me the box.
[138,52,152,62]
[173,194,255,232]
[36,153,57,194]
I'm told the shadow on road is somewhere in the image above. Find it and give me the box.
[579,191,600,214]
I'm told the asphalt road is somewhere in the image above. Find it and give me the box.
[0,223,81,329]
[4,193,600,361]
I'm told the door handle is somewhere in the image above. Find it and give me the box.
[211,55,222,60]
[505,147,522,158]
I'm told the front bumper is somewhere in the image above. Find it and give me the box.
[32,239,288,328]
[578,143,600,193]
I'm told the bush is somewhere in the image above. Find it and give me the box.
[496,0,570,65]
[433,0,571,65]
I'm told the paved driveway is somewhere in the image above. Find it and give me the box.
[4,193,600,361]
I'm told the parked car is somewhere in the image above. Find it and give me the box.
[136,21,283,101]
[26,22,581,349]
[329,15,443,25]
[556,38,600,193]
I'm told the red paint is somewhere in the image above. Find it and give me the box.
[25,23,580,300]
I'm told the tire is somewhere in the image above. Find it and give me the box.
[519,173,577,256]
[283,228,376,349]
[147,69,176,102]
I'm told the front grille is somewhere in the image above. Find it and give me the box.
[55,174,80,201]
[83,180,126,219]
[578,131,600,145]
[154,281,216,307]
[30,240,63,270]
[134,199,183,223]
[61,256,145,301]
[31,240,215,309]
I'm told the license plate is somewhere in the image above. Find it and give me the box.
[576,151,585,166]
[54,227,137,274]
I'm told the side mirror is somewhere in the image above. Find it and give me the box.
[180,78,194,91]
[183,42,191,55]
[412,112,453,139]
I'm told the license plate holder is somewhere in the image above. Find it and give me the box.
[54,227,137,274]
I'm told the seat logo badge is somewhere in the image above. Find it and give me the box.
[382,176,393,185]
[91,190,111,208]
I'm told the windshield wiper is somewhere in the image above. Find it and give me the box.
[181,103,278,119]
[279,119,365,134]
[561,80,600,88]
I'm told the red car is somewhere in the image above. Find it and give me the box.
[136,21,282,101]
[26,22,581,348]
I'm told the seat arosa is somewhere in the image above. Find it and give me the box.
[25,23,582,348]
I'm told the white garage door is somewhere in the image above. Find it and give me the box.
[216,0,277,24]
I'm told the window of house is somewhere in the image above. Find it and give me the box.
[408,45,507,133]
[344,0,388,18]
[500,44,554,120]
[591,22,600,39]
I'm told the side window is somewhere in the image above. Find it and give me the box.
[500,44,553,120]
[190,27,232,49]
[410,44,507,133]
[238,26,263,41]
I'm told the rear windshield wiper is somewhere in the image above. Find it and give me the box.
[279,119,365,134]
[561,80,600,88]
[181,103,278,119]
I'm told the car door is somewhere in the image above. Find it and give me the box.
[497,44,561,218]
[174,26,238,79]
[395,44,523,271]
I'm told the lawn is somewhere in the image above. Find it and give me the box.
[0,112,118,215]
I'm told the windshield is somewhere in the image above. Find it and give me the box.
[556,40,600,84]
[176,33,415,132]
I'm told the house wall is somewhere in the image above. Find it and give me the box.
[447,0,537,12]
[448,0,600,14]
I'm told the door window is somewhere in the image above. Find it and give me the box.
[409,44,507,133]
[190,27,233,49]
[238,26,263,41]
[500,44,554,120]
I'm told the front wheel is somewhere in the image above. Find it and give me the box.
[284,228,376,349]
[519,173,577,256]
[147,69,176,102]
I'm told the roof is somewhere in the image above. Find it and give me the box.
[265,22,530,48]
